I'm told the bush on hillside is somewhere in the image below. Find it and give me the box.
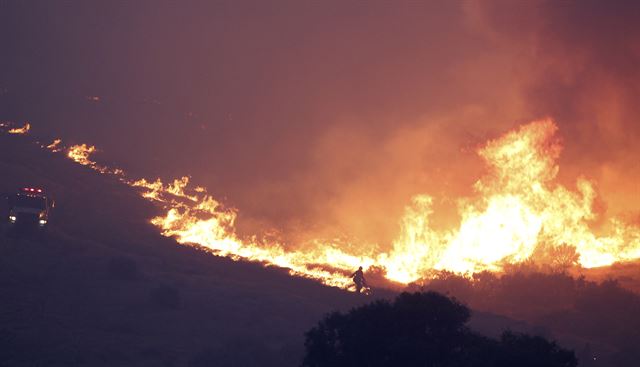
[302,291,576,367]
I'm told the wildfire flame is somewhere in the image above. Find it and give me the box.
[383,120,640,282]
[67,143,124,175]
[2,122,31,134]
[46,139,63,152]
[144,186,376,288]
[67,144,98,166]
[37,119,640,289]
[130,177,199,202]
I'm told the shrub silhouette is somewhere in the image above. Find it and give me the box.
[496,331,577,367]
[302,291,576,367]
[420,269,640,365]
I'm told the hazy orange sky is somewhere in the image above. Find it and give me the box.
[1,1,638,246]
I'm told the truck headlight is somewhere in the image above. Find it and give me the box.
[39,219,47,225]
[9,215,17,223]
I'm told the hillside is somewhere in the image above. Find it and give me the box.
[2,134,637,367]
[1,135,375,366]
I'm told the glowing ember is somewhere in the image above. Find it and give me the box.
[34,119,640,288]
[6,122,31,134]
[46,139,63,152]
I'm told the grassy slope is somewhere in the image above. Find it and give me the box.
[3,135,613,366]
[0,135,375,367]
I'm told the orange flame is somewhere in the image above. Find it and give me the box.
[129,177,198,202]
[37,119,640,288]
[6,122,31,134]
[46,139,63,152]
[144,186,377,288]
[66,144,123,175]
[67,144,98,166]
[382,119,640,282]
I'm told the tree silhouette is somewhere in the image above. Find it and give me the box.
[302,292,576,367]
[496,331,577,367]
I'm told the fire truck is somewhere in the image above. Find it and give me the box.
[7,188,54,229]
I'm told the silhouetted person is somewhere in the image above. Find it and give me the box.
[351,266,367,293]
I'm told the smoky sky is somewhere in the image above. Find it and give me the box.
[1,1,639,246]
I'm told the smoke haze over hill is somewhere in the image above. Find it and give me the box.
[2,1,638,248]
